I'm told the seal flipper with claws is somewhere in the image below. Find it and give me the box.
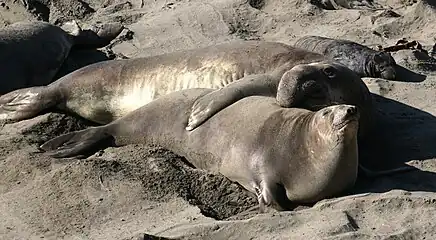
[0,87,60,122]
[40,127,113,158]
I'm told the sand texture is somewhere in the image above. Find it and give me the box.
[0,0,436,239]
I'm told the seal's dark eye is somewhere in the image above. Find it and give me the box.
[374,53,387,64]
[322,109,330,116]
[323,67,336,78]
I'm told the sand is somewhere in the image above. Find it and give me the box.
[0,0,435,239]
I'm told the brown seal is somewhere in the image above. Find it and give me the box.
[0,20,123,94]
[40,88,360,211]
[0,41,372,137]
[294,35,397,80]
[186,61,373,140]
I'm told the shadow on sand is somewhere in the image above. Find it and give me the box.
[354,93,436,194]
[392,65,427,83]
[54,48,115,79]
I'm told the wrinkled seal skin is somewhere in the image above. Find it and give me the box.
[0,20,122,94]
[294,35,397,80]
[0,41,331,124]
[0,41,373,139]
[40,88,360,212]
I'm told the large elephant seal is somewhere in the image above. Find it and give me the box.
[0,20,122,94]
[186,61,373,139]
[0,41,373,137]
[40,88,360,211]
[294,35,397,80]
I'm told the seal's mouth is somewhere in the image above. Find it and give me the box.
[333,108,360,130]
[333,117,358,130]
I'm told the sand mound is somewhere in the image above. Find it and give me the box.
[1,0,436,239]
[0,113,256,239]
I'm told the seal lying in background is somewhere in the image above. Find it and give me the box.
[294,35,397,80]
[40,88,360,212]
[0,41,373,138]
[0,20,123,94]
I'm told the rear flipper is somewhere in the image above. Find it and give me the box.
[39,127,114,158]
[0,86,58,122]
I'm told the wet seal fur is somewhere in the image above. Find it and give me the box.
[294,35,397,80]
[0,20,123,94]
[40,88,361,212]
[0,41,372,138]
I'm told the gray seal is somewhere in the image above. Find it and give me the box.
[40,88,361,211]
[0,41,372,138]
[0,20,123,94]
[294,35,397,80]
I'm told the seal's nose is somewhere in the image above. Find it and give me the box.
[346,106,357,116]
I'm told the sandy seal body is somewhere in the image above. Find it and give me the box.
[294,35,397,80]
[0,20,122,94]
[0,41,374,139]
[40,88,360,211]
[0,40,344,124]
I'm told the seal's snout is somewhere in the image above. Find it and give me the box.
[381,68,396,80]
[341,105,359,121]
[331,105,359,130]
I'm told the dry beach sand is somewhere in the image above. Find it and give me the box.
[0,0,436,239]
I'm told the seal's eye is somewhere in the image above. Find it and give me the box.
[374,52,388,64]
[323,67,336,78]
[322,109,330,117]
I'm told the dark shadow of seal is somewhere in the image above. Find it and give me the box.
[54,48,115,79]
[353,93,436,194]
[393,65,427,83]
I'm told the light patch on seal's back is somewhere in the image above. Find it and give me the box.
[112,59,244,115]
[112,81,157,118]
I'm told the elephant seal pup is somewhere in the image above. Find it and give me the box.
[0,20,122,94]
[294,35,397,80]
[0,41,369,127]
[40,88,360,211]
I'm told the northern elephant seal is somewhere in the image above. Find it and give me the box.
[40,88,360,211]
[186,61,373,140]
[0,20,122,94]
[0,41,372,131]
[294,35,397,80]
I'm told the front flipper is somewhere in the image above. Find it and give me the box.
[186,74,277,131]
[256,181,295,213]
[40,127,114,158]
[0,87,58,122]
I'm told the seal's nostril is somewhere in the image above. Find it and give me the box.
[346,107,356,115]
